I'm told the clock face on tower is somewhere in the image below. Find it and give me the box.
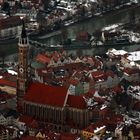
[19,67,24,74]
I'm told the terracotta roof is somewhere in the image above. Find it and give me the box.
[0,78,16,87]
[36,54,50,64]
[69,78,79,86]
[24,82,68,107]
[91,70,106,81]
[91,70,116,82]
[67,95,86,109]
[29,119,38,128]
[19,115,33,124]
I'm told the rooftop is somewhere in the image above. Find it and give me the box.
[24,82,68,107]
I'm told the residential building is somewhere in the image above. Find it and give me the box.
[0,114,7,126]
[0,125,9,140]
[0,16,22,40]
[127,85,140,100]
[121,67,140,82]
[89,70,119,90]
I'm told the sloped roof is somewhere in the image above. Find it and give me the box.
[24,82,68,107]
[67,95,87,109]
[36,54,50,64]
[19,115,33,124]
[0,78,16,87]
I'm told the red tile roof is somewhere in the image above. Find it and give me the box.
[111,86,123,94]
[69,78,79,86]
[36,54,50,64]
[91,70,116,82]
[24,82,68,107]
[29,119,38,128]
[19,115,33,125]
[0,78,16,87]
[91,70,106,81]
[67,95,87,109]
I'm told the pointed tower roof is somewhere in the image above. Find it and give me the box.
[21,19,27,38]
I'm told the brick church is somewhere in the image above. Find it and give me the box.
[16,22,91,132]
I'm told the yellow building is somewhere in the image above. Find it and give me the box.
[82,123,106,140]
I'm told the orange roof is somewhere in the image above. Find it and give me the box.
[24,82,68,107]
[67,95,86,109]
[0,78,16,87]
[69,78,79,86]
[36,54,50,64]
[92,70,104,78]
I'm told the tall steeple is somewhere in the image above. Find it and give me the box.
[17,20,30,112]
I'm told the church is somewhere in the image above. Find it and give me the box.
[16,22,91,133]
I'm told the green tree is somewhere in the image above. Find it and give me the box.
[2,1,10,12]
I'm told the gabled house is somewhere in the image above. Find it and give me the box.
[0,125,9,140]
[127,85,140,100]
[89,70,119,90]
[121,67,140,82]
[0,114,7,126]
[68,71,90,96]
[82,122,106,139]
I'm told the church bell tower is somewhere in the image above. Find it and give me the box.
[17,20,30,111]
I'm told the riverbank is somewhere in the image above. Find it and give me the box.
[1,4,140,56]
[36,4,140,40]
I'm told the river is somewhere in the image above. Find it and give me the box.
[37,5,140,49]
